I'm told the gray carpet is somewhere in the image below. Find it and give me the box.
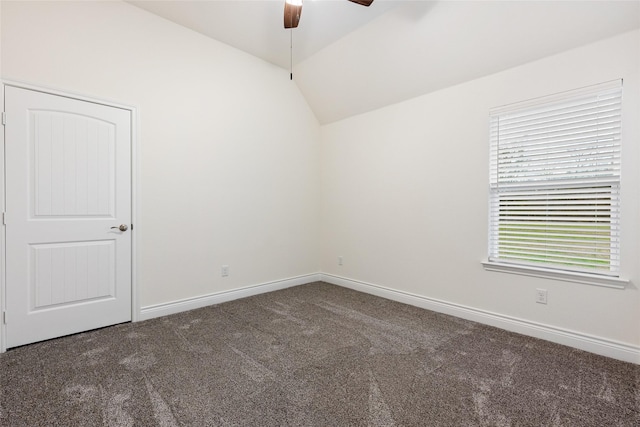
[1,282,638,426]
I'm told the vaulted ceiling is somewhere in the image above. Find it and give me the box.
[129,1,640,124]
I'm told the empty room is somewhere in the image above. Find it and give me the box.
[0,0,639,425]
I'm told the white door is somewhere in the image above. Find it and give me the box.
[4,86,132,348]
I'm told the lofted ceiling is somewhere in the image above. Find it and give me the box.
[128,0,399,68]
[128,1,640,124]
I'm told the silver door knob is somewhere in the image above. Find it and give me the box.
[111,224,129,232]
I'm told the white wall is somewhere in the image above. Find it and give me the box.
[320,31,640,350]
[1,1,321,308]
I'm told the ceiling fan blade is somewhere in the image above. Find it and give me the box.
[348,0,374,6]
[284,1,303,29]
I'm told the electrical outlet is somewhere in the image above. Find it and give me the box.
[535,288,547,304]
[221,265,229,277]
[338,256,343,266]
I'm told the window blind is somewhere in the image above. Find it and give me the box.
[489,80,622,276]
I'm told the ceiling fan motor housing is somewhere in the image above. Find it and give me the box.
[284,0,373,29]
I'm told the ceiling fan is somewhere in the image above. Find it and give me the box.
[284,0,374,29]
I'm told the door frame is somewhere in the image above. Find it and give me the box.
[0,80,139,352]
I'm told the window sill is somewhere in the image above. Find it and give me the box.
[481,260,629,289]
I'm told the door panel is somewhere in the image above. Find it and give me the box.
[5,86,132,348]
[32,110,115,218]
[31,240,115,309]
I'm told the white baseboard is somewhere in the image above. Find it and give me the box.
[139,273,321,321]
[137,271,639,364]
[321,273,640,365]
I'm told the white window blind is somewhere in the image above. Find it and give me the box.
[489,80,622,276]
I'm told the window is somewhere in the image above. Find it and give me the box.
[487,81,622,281]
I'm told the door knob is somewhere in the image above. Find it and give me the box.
[111,224,129,232]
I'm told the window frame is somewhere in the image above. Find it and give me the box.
[483,81,628,288]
